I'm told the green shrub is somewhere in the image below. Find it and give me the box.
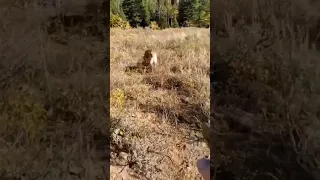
[150,21,159,30]
[110,13,131,29]
[1,94,47,144]
[110,88,126,111]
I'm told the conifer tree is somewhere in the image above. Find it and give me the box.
[111,0,126,19]
[141,0,151,26]
[177,0,194,26]
[122,0,144,27]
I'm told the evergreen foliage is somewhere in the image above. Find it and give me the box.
[110,0,210,28]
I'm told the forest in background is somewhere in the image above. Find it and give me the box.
[110,0,210,29]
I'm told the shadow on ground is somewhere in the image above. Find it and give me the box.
[138,74,209,130]
[124,65,147,74]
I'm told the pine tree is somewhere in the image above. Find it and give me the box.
[147,0,157,21]
[141,0,151,26]
[199,0,210,27]
[122,0,144,27]
[172,16,179,27]
[192,0,201,26]
[193,0,209,27]
[177,0,194,27]
[159,8,169,28]
[111,0,126,19]
[167,3,178,27]
[156,0,169,28]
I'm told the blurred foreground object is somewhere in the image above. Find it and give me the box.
[197,158,210,180]
[202,121,210,147]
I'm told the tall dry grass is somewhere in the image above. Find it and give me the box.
[212,0,320,179]
[0,2,108,179]
[110,28,210,179]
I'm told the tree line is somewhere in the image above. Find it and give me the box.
[110,0,210,28]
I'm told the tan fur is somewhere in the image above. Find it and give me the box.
[142,50,158,72]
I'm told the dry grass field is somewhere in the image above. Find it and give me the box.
[211,0,320,180]
[110,28,210,179]
[0,1,109,179]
